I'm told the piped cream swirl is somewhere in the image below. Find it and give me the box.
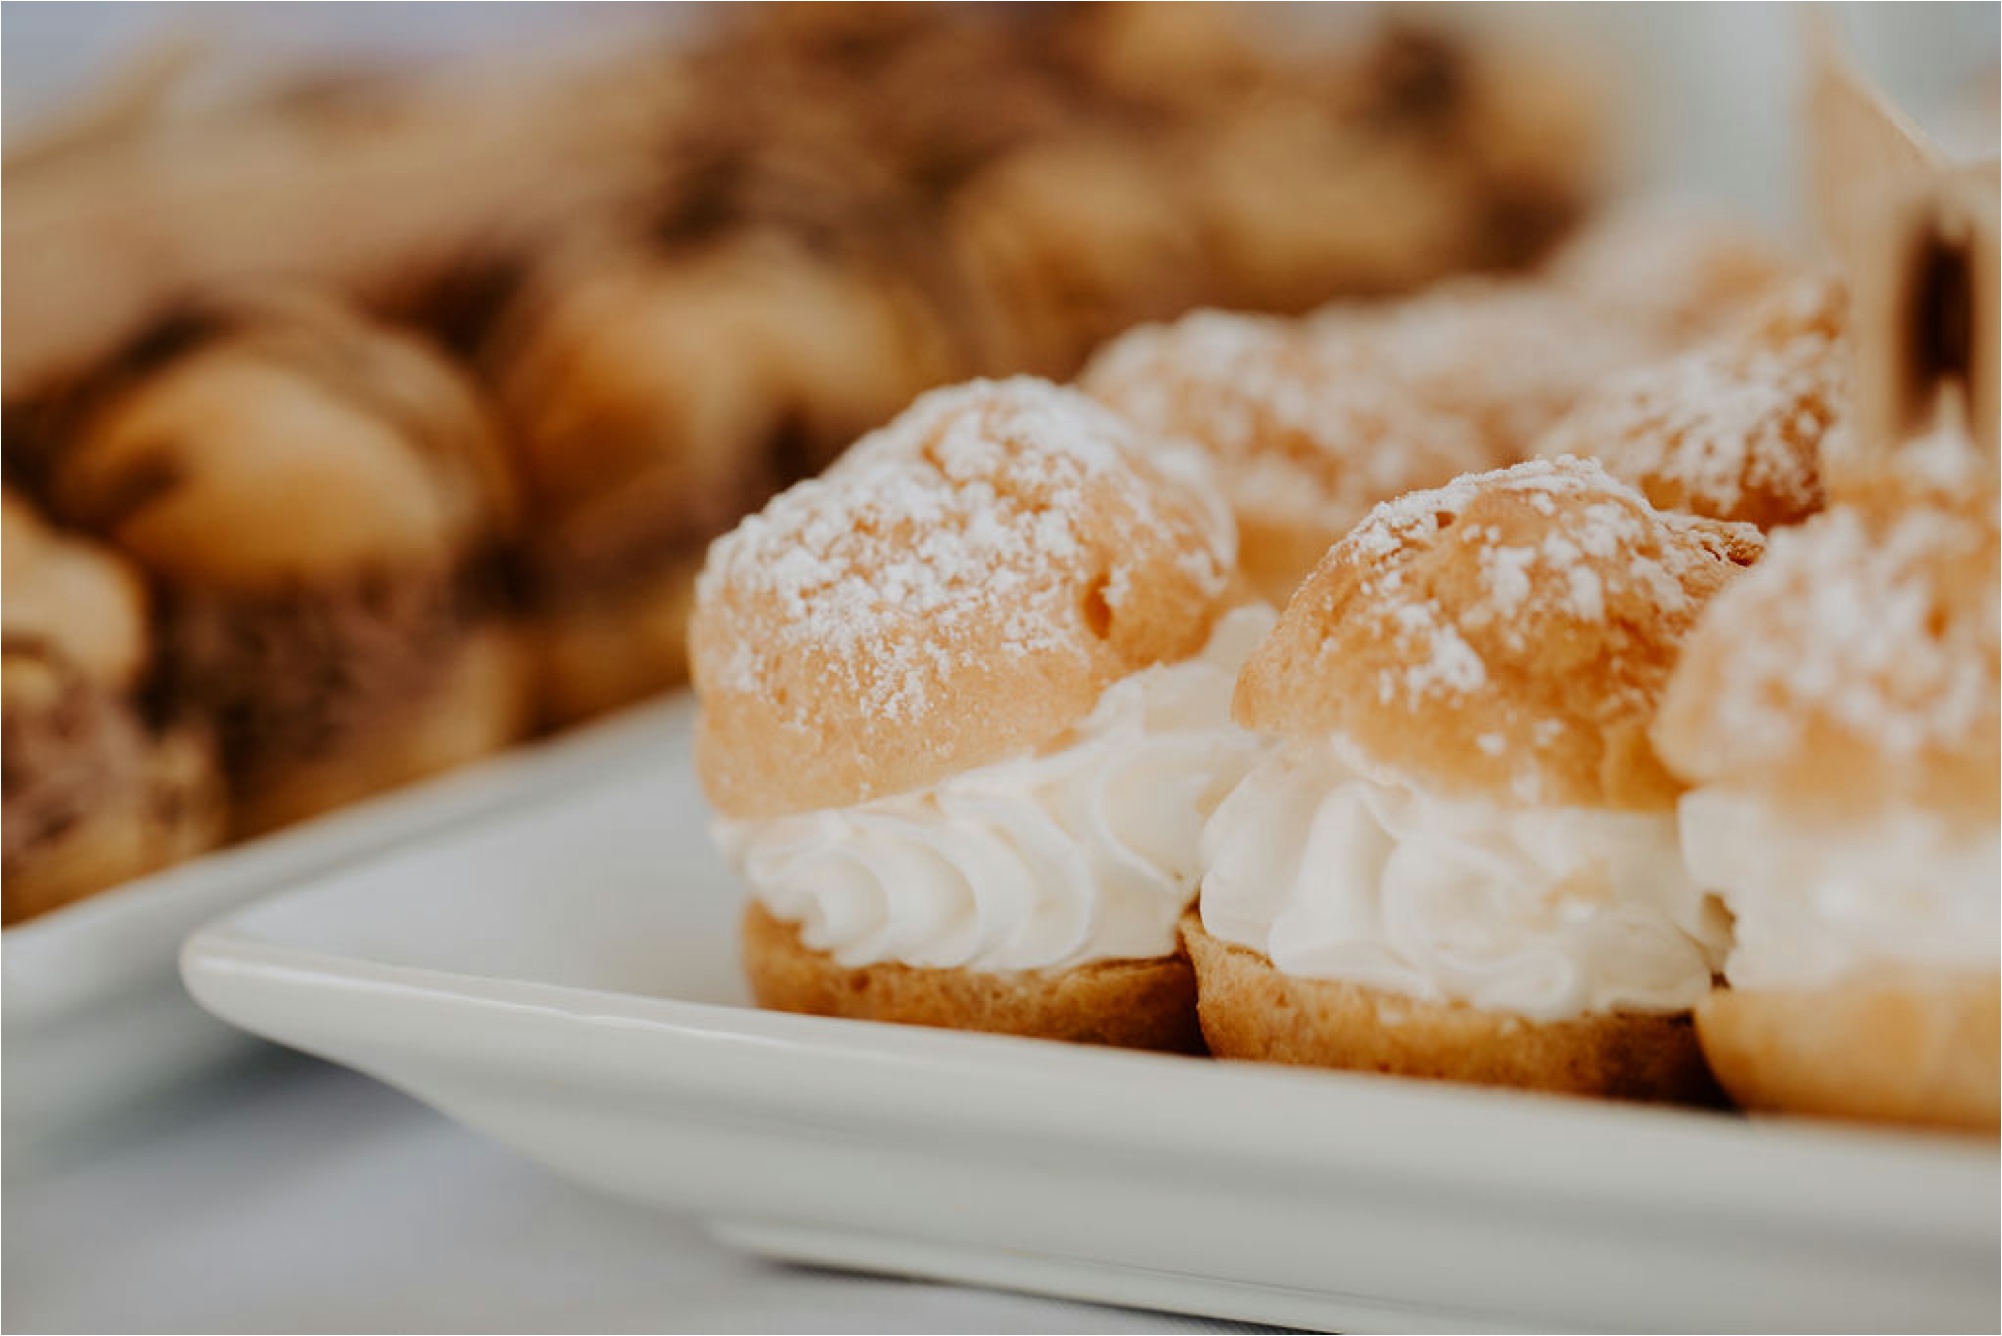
[1199,740,1729,1021]
[715,605,1275,972]
[1680,788,1999,991]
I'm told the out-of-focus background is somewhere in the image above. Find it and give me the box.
[7,2,1997,224]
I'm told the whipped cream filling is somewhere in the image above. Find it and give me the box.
[715,605,1276,972]
[1680,788,2000,991]
[1199,740,1730,1021]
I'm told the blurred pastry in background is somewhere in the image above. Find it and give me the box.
[1653,476,1998,1132]
[489,231,949,726]
[1184,20,1609,315]
[1818,246,1998,516]
[706,0,1080,189]
[43,292,531,838]
[1309,279,1665,463]
[1544,204,1796,345]
[1191,458,1759,1102]
[696,379,1254,1053]
[1,31,680,400]
[1187,102,1473,316]
[1297,200,1801,473]
[1081,310,1493,605]
[1539,277,1846,529]
[2,491,225,924]
[944,134,1209,380]
[646,5,1609,383]
[1432,23,1618,269]
[1820,410,2001,517]
[1045,1,1279,117]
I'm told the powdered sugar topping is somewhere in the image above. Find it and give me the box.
[1310,280,1665,453]
[697,378,1235,724]
[1544,333,1840,527]
[1822,417,1996,505]
[1340,457,1749,713]
[1688,499,1997,765]
[1082,310,1492,532]
[1544,203,1785,339]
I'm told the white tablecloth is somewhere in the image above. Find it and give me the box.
[5,1053,1269,1334]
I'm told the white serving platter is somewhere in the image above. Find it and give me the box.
[179,704,2000,1333]
[3,697,688,1154]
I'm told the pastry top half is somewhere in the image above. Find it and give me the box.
[1080,309,1494,542]
[1541,276,1847,530]
[691,376,1236,819]
[1820,413,2000,519]
[1308,279,1666,460]
[1542,203,1795,343]
[1236,456,1761,811]
[47,292,518,590]
[1654,490,1999,829]
[1,488,149,691]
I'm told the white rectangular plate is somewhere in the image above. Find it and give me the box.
[4,698,688,1153]
[181,707,1999,1333]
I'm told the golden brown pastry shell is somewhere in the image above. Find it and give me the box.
[1696,974,1999,1135]
[1183,916,1722,1105]
[743,901,1205,1055]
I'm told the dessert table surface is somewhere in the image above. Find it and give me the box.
[4,1052,1268,1335]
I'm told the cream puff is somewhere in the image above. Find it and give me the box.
[1181,20,1607,313]
[1539,277,1846,529]
[694,377,1268,1052]
[1308,279,1666,464]
[1818,391,2000,519]
[944,135,1206,381]
[1190,456,1759,1101]
[1543,204,1796,344]
[1081,310,1495,605]
[45,292,531,838]
[2,491,225,923]
[1652,461,1998,1132]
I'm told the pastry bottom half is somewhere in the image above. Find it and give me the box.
[1182,915,1723,1104]
[742,901,1206,1054]
[1696,973,1999,1134]
[231,626,533,839]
